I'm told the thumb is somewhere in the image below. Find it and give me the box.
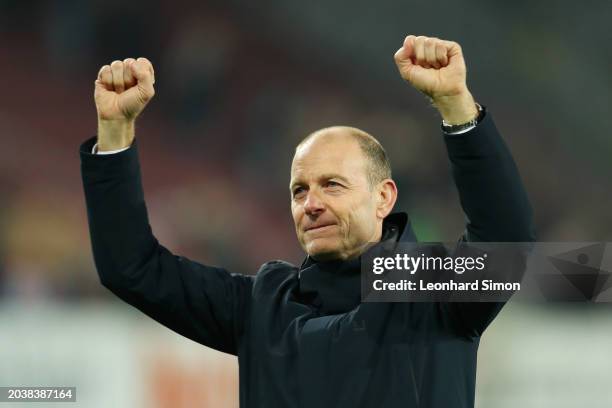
[394,47,427,80]
[94,79,111,100]
[129,58,155,103]
[402,63,429,86]
[130,58,155,88]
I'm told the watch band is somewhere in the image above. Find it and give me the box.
[441,103,485,134]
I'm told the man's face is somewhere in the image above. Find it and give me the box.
[290,129,382,261]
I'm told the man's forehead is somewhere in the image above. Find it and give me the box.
[290,128,367,181]
[294,128,362,160]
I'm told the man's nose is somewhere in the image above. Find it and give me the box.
[304,190,325,215]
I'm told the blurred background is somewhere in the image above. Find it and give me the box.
[0,0,611,406]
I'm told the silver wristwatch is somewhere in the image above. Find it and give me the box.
[441,103,485,134]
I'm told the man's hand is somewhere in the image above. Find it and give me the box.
[94,58,156,151]
[394,35,478,125]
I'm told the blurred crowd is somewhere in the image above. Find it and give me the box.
[0,0,610,301]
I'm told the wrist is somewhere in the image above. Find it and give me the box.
[97,119,135,151]
[432,90,478,125]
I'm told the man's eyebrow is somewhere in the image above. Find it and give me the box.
[289,174,350,190]
[319,173,350,184]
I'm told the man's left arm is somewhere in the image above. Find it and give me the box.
[441,105,536,337]
[395,35,536,336]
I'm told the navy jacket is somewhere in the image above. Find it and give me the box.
[80,110,535,407]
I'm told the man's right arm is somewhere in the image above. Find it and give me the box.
[81,58,253,355]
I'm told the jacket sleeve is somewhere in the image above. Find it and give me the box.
[441,109,536,338]
[80,136,253,355]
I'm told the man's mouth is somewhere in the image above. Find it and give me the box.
[304,223,337,232]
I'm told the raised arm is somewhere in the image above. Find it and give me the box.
[394,35,534,242]
[81,58,253,354]
[394,36,536,336]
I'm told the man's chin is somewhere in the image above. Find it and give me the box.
[305,240,343,261]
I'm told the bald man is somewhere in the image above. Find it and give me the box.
[80,35,535,407]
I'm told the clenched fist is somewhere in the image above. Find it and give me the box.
[94,57,156,151]
[394,35,478,125]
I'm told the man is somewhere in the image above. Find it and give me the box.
[80,35,535,407]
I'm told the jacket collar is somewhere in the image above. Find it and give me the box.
[296,212,417,313]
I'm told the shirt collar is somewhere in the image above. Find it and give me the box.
[296,212,416,313]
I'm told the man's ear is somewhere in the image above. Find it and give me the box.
[376,179,398,219]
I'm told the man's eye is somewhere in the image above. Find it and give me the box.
[293,187,305,197]
[325,181,341,187]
